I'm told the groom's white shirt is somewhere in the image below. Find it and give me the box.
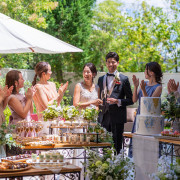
[103,70,121,106]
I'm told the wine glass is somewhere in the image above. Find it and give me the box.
[101,89,105,100]
[26,126,30,137]
[90,122,97,133]
[16,123,21,136]
[35,123,43,137]
[35,123,39,137]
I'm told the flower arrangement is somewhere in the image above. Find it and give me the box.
[88,123,113,143]
[0,121,16,148]
[61,105,80,121]
[43,102,61,121]
[161,93,180,122]
[150,155,180,180]
[81,107,99,122]
[83,148,135,180]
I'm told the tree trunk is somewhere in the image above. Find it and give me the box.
[55,57,63,83]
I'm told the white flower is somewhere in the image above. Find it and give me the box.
[165,174,173,179]
[115,72,120,81]
[106,175,113,180]
[5,134,12,138]
[56,106,62,111]
[106,158,111,162]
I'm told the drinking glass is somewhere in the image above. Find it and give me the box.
[16,123,21,136]
[101,89,105,100]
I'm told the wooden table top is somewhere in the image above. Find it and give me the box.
[123,133,180,145]
[21,142,112,150]
[0,165,81,178]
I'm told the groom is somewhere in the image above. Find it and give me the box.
[98,52,133,154]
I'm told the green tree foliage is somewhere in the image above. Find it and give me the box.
[42,0,96,82]
[0,0,95,82]
[90,0,180,72]
[0,0,59,69]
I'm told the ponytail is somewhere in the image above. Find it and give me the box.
[32,74,38,86]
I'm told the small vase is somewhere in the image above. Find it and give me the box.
[0,145,6,159]
[173,118,180,132]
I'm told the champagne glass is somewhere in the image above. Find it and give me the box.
[26,126,30,137]
[35,123,39,137]
[101,89,105,100]
[16,123,21,136]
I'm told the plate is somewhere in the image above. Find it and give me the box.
[27,160,65,173]
[0,165,31,172]
[65,164,76,169]
[26,159,65,164]
[1,159,28,163]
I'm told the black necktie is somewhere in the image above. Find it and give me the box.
[107,73,115,77]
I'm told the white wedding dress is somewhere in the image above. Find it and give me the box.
[78,82,99,108]
[75,82,99,179]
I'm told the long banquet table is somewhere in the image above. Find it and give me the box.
[123,133,180,162]
[21,142,112,150]
[0,165,81,180]
[20,142,111,180]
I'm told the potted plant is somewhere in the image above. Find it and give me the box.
[61,105,80,121]
[81,107,99,123]
[43,103,61,122]
[0,121,16,158]
[161,93,180,132]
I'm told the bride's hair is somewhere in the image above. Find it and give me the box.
[32,62,49,86]
[83,63,97,81]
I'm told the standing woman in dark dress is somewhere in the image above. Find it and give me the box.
[129,62,163,157]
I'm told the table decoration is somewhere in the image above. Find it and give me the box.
[81,107,99,123]
[1,154,31,163]
[61,105,80,121]
[0,121,16,158]
[27,151,66,173]
[83,148,135,180]
[149,155,179,180]
[0,162,31,172]
[88,123,113,143]
[43,104,60,121]
[161,93,180,132]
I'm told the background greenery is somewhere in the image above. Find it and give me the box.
[0,0,180,83]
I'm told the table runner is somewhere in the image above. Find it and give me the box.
[133,134,159,180]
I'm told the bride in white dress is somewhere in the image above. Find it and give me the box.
[73,63,102,109]
[73,63,102,178]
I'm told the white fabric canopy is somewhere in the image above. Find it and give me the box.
[0,13,83,54]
